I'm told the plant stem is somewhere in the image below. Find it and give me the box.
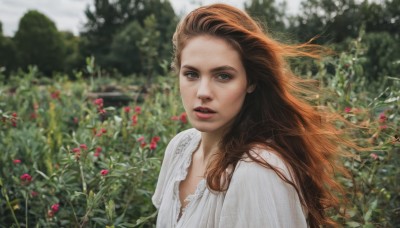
[2,188,20,228]
[79,161,87,193]
[25,194,28,228]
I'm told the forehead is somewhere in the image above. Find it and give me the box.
[180,35,243,70]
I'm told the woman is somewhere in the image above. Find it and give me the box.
[153,3,348,228]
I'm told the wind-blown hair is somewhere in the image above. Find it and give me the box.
[172,4,350,227]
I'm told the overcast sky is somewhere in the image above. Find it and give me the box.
[0,0,301,36]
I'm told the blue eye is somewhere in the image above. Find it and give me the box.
[183,71,199,79]
[217,73,232,81]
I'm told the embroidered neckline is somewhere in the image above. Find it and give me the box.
[173,130,206,225]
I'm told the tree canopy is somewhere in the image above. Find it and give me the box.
[14,10,65,75]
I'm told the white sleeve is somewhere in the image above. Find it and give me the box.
[151,130,187,209]
[219,152,307,228]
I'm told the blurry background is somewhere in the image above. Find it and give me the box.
[0,0,398,80]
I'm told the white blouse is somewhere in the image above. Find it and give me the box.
[152,128,307,228]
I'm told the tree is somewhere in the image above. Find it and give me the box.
[0,21,19,74]
[244,0,287,33]
[60,31,81,73]
[14,10,65,75]
[79,0,178,75]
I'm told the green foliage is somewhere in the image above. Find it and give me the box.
[0,32,19,74]
[244,0,287,33]
[14,10,65,76]
[0,63,187,227]
[80,0,178,76]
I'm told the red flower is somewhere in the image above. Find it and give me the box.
[94,98,103,107]
[124,106,131,113]
[96,128,107,137]
[100,169,109,176]
[150,141,157,150]
[50,90,60,99]
[99,109,106,114]
[20,173,32,183]
[72,148,81,153]
[151,136,160,143]
[180,112,187,124]
[140,142,147,148]
[370,153,378,160]
[171,116,179,121]
[134,106,141,114]
[80,144,88,150]
[51,203,60,213]
[344,107,352,113]
[379,125,388,130]
[31,191,39,197]
[137,136,145,142]
[131,115,138,126]
[379,113,386,123]
[13,159,21,164]
[94,147,102,157]
[11,112,17,127]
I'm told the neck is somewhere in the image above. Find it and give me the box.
[199,131,223,163]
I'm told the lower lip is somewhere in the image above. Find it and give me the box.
[194,111,215,119]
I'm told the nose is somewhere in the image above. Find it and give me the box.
[197,77,212,101]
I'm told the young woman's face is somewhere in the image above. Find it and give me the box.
[179,35,250,136]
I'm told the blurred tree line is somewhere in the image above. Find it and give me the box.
[0,0,399,81]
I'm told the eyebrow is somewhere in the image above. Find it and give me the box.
[181,65,238,73]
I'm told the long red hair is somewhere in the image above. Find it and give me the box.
[172,4,351,227]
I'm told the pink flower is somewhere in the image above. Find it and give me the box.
[344,107,352,113]
[140,142,147,148]
[131,115,138,126]
[94,147,102,157]
[96,128,107,137]
[94,98,103,107]
[150,141,157,150]
[50,90,60,99]
[134,106,141,114]
[124,106,131,113]
[51,203,60,213]
[13,159,21,164]
[72,148,81,153]
[11,112,17,127]
[171,116,179,121]
[80,144,88,150]
[379,125,388,130]
[370,153,378,160]
[31,191,38,197]
[180,112,188,124]
[137,136,145,142]
[100,169,109,176]
[20,173,32,183]
[151,136,160,143]
[379,113,386,123]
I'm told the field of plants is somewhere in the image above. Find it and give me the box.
[0,38,399,228]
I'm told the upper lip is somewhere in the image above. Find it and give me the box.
[194,106,216,113]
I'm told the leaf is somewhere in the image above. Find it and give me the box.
[364,199,378,222]
[346,221,361,227]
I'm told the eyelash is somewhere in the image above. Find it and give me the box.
[182,71,232,81]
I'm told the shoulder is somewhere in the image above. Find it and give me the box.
[232,148,294,184]
[164,128,200,157]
